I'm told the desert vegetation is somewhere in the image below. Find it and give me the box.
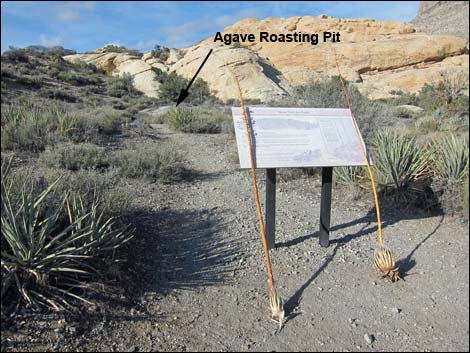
[269,75,469,216]
[0,47,193,314]
[0,44,468,351]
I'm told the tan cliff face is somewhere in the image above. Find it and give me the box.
[64,13,469,102]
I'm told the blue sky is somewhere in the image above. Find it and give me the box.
[1,1,419,53]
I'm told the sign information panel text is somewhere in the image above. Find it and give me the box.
[232,107,369,169]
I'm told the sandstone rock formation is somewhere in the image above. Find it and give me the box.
[64,7,469,102]
[206,15,468,99]
[64,51,161,98]
[171,44,291,101]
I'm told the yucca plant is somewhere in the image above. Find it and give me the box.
[334,166,365,187]
[370,130,431,192]
[431,134,469,182]
[1,159,133,311]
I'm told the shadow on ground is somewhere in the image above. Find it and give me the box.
[124,207,241,297]
[276,199,444,249]
[281,202,445,320]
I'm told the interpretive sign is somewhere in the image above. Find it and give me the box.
[231,106,370,250]
[232,107,369,169]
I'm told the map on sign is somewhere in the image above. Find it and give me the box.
[232,107,370,169]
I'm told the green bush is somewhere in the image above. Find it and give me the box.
[151,45,170,61]
[270,77,394,138]
[164,107,228,133]
[157,71,188,102]
[101,45,142,57]
[1,159,133,311]
[39,88,79,103]
[107,74,142,98]
[2,47,29,63]
[39,143,111,171]
[93,108,127,134]
[155,70,214,105]
[42,167,132,219]
[1,102,60,151]
[113,144,187,183]
[56,71,102,86]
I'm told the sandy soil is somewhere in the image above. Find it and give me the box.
[2,124,469,352]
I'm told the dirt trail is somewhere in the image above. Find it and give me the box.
[3,126,469,352]
[114,126,469,352]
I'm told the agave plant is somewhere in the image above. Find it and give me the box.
[370,130,431,192]
[1,159,133,311]
[431,134,469,182]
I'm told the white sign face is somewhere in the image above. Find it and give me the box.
[232,107,369,169]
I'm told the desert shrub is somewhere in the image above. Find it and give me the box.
[151,45,170,61]
[42,167,132,219]
[164,107,228,133]
[56,71,102,86]
[1,159,133,311]
[1,71,42,89]
[107,73,142,98]
[39,88,79,103]
[157,71,187,102]
[414,115,441,134]
[101,45,142,57]
[39,143,111,171]
[1,101,60,151]
[271,77,394,138]
[93,108,127,134]
[0,101,122,151]
[388,90,419,106]
[416,72,469,119]
[113,144,187,183]
[2,47,29,63]
[156,70,214,105]
[370,130,431,192]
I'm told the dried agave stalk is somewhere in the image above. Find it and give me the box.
[334,52,400,282]
[228,65,285,329]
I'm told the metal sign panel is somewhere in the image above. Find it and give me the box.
[232,107,369,169]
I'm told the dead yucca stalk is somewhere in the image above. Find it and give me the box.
[334,52,400,281]
[228,66,285,329]
[374,246,400,282]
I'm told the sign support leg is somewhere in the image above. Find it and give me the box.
[319,167,333,248]
[266,168,276,250]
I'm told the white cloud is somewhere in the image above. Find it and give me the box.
[135,39,160,50]
[163,7,260,48]
[55,1,96,22]
[40,34,63,47]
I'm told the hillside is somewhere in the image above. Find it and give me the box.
[412,1,470,38]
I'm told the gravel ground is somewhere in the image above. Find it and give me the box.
[2,124,469,352]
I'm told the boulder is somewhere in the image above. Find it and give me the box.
[171,44,291,102]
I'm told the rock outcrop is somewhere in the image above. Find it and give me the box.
[412,1,469,38]
[64,8,469,102]
[171,44,291,101]
[64,52,161,98]
[204,15,468,99]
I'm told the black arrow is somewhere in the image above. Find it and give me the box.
[176,49,213,106]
